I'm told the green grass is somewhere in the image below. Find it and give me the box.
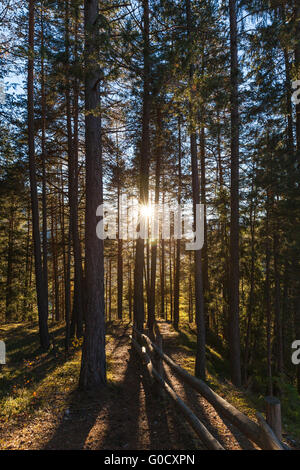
[0,322,114,423]
[0,322,80,421]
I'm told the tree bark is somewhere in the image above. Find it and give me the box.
[295,2,300,151]
[173,116,182,330]
[51,202,60,323]
[60,163,71,348]
[229,0,242,387]
[116,132,123,320]
[65,0,84,339]
[200,118,209,328]
[40,6,49,326]
[134,0,150,331]
[160,172,165,319]
[79,0,106,389]
[148,106,162,332]
[273,228,284,375]
[244,174,256,384]
[186,0,206,380]
[266,195,273,396]
[27,0,49,350]
[5,201,14,322]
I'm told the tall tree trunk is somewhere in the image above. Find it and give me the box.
[294,0,300,396]
[186,0,206,380]
[173,116,182,330]
[266,196,273,396]
[295,2,300,151]
[284,49,294,151]
[5,202,14,322]
[51,202,60,323]
[148,107,162,332]
[244,178,256,384]
[273,228,284,375]
[60,164,71,348]
[23,201,31,318]
[188,250,193,323]
[65,0,83,339]
[216,109,224,188]
[134,0,150,331]
[229,0,242,387]
[200,118,209,328]
[40,6,49,326]
[27,0,49,350]
[294,298,300,395]
[105,259,108,321]
[160,172,165,319]
[128,262,133,321]
[117,215,123,320]
[169,238,173,322]
[109,258,112,321]
[117,133,123,320]
[79,0,106,389]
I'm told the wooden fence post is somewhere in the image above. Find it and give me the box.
[156,335,163,377]
[154,323,164,398]
[265,396,282,441]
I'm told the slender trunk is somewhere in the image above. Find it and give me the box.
[146,238,150,317]
[295,2,300,151]
[293,1,300,396]
[40,6,49,328]
[23,201,31,318]
[105,259,108,321]
[216,109,224,188]
[188,251,193,323]
[27,0,49,350]
[134,0,150,331]
[200,118,209,327]
[160,174,165,319]
[229,0,242,387]
[173,116,182,330]
[117,135,123,320]
[186,0,206,380]
[128,262,132,321]
[79,0,106,389]
[266,196,273,396]
[5,202,14,322]
[148,107,162,332]
[169,238,173,322]
[60,164,71,348]
[273,228,284,375]
[51,203,60,323]
[117,235,123,320]
[244,181,256,384]
[284,49,294,150]
[65,0,83,339]
[294,298,300,395]
[109,258,112,321]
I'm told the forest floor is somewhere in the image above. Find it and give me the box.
[0,320,299,450]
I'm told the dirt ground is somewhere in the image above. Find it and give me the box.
[0,322,274,450]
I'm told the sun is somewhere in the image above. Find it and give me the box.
[140,204,154,219]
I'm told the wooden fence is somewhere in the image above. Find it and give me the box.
[131,324,285,451]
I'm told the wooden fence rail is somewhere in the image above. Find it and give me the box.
[133,326,284,451]
[130,335,224,450]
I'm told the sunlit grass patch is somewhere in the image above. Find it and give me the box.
[176,321,300,443]
[175,323,261,421]
[0,350,82,420]
[0,322,113,422]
